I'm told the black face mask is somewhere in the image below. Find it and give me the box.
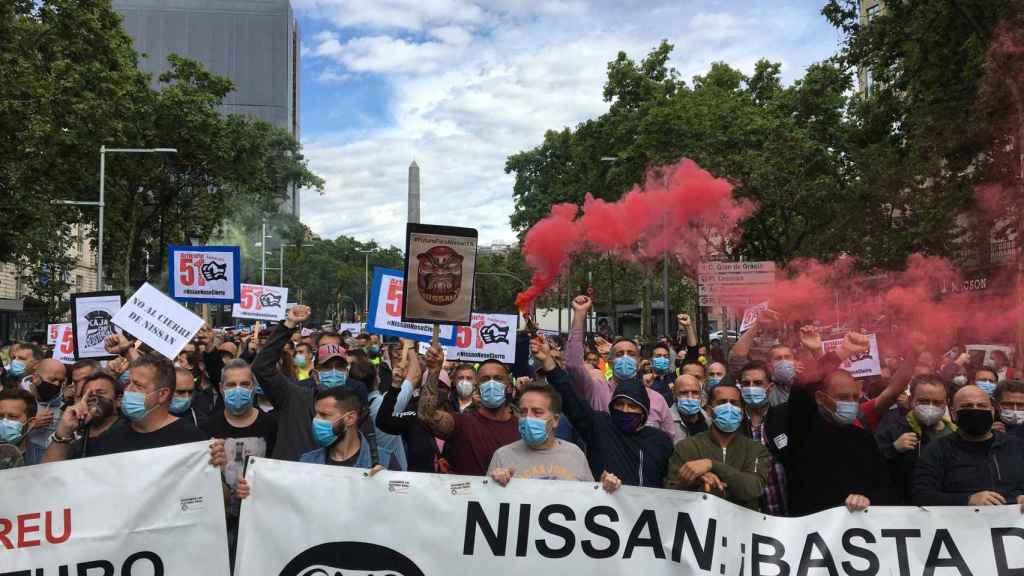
[87,396,116,422]
[36,380,62,402]
[956,409,993,437]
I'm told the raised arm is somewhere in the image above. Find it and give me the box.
[417,343,456,439]
[566,295,613,410]
[536,338,595,442]
[252,305,307,409]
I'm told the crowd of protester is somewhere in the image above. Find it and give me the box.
[2,297,1023,564]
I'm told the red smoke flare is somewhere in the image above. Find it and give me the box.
[515,159,753,311]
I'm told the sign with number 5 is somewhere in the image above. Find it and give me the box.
[52,323,75,364]
[232,284,289,321]
[167,245,242,303]
[367,267,456,344]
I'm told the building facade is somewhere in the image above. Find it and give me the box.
[857,0,885,96]
[112,0,301,216]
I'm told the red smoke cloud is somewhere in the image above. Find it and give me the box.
[515,159,753,311]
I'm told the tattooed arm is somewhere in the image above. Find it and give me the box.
[417,344,456,439]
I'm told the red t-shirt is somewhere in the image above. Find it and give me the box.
[447,410,519,476]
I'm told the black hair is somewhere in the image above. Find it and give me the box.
[996,379,1024,402]
[0,387,37,419]
[129,353,177,394]
[314,386,363,412]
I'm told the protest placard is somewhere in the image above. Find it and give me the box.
[368,267,456,344]
[52,323,75,364]
[822,333,882,378]
[167,245,241,303]
[47,323,61,346]
[232,283,289,321]
[112,283,205,360]
[402,224,478,326]
[70,291,122,360]
[418,312,518,363]
[698,261,775,308]
[740,301,769,333]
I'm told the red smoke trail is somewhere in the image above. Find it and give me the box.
[515,159,753,311]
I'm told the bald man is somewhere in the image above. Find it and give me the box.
[24,358,68,465]
[913,385,1024,509]
[781,369,892,515]
[670,374,708,440]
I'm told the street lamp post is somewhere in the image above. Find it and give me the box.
[54,146,177,290]
[474,271,528,313]
[358,250,373,318]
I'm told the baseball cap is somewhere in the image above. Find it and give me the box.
[317,344,348,365]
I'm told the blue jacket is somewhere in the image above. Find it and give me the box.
[545,367,673,488]
[299,433,374,468]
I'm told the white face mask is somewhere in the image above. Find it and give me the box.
[456,379,475,399]
[914,404,945,427]
[1000,409,1024,426]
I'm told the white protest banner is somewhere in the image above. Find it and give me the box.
[419,313,518,363]
[112,282,204,360]
[2,442,230,574]
[237,460,1024,576]
[70,291,122,360]
[52,323,75,364]
[167,244,242,303]
[822,333,882,378]
[232,283,289,321]
[337,322,364,336]
[367,267,457,345]
[698,261,775,307]
[740,301,769,333]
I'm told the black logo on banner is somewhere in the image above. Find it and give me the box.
[84,310,115,349]
[259,292,282,308]
[200,261,228,282]
[280,542,424,576]
[480,324,510,345]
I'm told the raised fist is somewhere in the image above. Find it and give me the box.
[677,314,692,329]
[572,295,593,314]
[287,304,311,326]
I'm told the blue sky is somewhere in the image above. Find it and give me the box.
[293,0,844,249]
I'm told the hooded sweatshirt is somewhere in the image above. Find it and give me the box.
[544,367,673,488]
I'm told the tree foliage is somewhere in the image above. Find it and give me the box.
[0,0,324,312]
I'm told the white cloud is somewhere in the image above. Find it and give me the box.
[296,1,842,248]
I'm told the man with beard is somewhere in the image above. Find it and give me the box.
[23,358,67,465]
[44,372,122,461]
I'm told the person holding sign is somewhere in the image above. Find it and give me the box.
[417,342,519,476]
[664,384,771,511]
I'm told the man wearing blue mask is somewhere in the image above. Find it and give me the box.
[665,384,770,511]
[706,362,728,389]
[201,358,276,566]
[736,361,787,516]
[783,368,892,515]
[536,337,672,490]
[253,305,367,461]
[670,374,708,440]
[972,366,999,398]
[649,342,675,405]
[417,344,519,476]
[488,382,592,485]
[0,388,36,467]
[171,367,209,428]
[566,295,678,441]
[6,343,42,390]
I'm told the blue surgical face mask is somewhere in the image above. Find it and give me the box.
[117,371,131,386]
[294,354,307,368]
[122,390,156,422]
[706,376,723,388]
[976,380,997,397]
[741,386,768,407]
[368,345,380,356]
[224,386,253,415]
[319,370,348,389]
[312,418,338,447]
[0,418,25,444]
[712,403,743,433]
[479,380,506,409]
[832,400,859,426]
[518,417,549,447]
[951,374,967,387]
[169,395,192,415]
[676,397,702,416]
[612,356,638,381]
[772,360,796,385]
[652,357,671,374]
[8,360,26,377]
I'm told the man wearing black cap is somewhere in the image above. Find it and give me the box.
[534,338,673,489]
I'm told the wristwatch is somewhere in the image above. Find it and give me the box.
[49,431,75,444]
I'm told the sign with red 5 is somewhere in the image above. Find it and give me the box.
[232,283,289,321]
[52,323,75,364]
[419,313,518,363]
[167,245,242,303]
[367,267,457,344]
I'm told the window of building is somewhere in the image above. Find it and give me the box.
[866,4,881,22]
[864,69,875,97]
[76,275,83,289]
